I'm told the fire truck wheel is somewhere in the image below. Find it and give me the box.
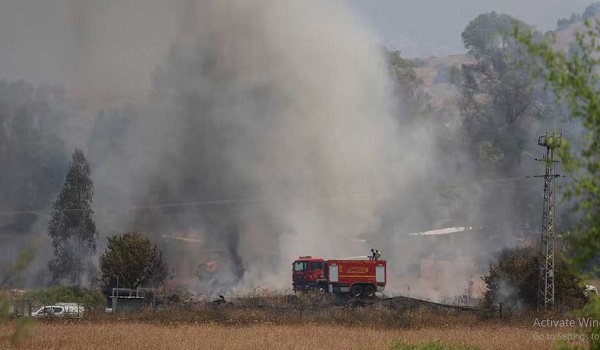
[350,284,363,298]
[317,285,328,295]
[364,285,376,298]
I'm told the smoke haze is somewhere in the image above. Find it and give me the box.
[85,0,431,292]
[1,0,575,303]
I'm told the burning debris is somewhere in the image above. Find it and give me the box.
[193,230,245,296]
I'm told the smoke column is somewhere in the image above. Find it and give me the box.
[0,0,583,303]
[74,0,439,293]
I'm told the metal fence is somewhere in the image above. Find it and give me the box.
[109,287,157,313]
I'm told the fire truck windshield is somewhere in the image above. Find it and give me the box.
[310,262,323,270]
[293,261,307,272]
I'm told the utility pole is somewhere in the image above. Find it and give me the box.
[534,132,562,310]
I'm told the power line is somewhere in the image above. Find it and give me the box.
[130,197,258,210]
[476,176,528,184]
[0,175,541,218]
[0,209,47,217]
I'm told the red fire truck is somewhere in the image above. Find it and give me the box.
[292,255,386,298]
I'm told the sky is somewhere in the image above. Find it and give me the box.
[0,0,594,84]
[344,0,593,57]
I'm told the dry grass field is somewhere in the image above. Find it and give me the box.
[0,322,567,350]
[1,293,588,349]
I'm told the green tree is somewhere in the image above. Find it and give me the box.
[458,12,541,173]
[516,19,600,269]
[515,18,600,349]
[385,49,431,118]
[48,149,98,285]
[454,12,556,232]
[100,232,168,290]
[482,246,585,311]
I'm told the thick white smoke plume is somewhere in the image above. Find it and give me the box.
[2,0,498,300]
[75,0,436,293]
[1,0,587,304]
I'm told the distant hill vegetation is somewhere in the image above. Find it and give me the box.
[557,2,600,29]
[411,3,600,106]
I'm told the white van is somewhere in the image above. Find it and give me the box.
[32,303,85,318]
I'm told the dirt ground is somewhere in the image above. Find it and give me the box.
[0,322,578,350]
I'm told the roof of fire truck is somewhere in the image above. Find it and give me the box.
[296,255,379,261]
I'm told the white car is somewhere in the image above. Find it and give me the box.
[32,303,85,318]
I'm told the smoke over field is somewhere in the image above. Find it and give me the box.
[1,0,556,302]
[83,0,434,293]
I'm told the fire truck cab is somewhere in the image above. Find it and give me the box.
[292,256,328,294]
[292,255,386,298]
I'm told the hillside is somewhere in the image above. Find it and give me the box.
[411,17,592,111]
[413,54,471,110]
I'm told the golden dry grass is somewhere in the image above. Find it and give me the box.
[0,322,569,350]
[1,291,584,349]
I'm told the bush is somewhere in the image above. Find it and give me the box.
[482,246,586,311]
[100,232,167,291]
[23,285,106,310]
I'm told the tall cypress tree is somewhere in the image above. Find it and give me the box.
[48,148,98,285]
